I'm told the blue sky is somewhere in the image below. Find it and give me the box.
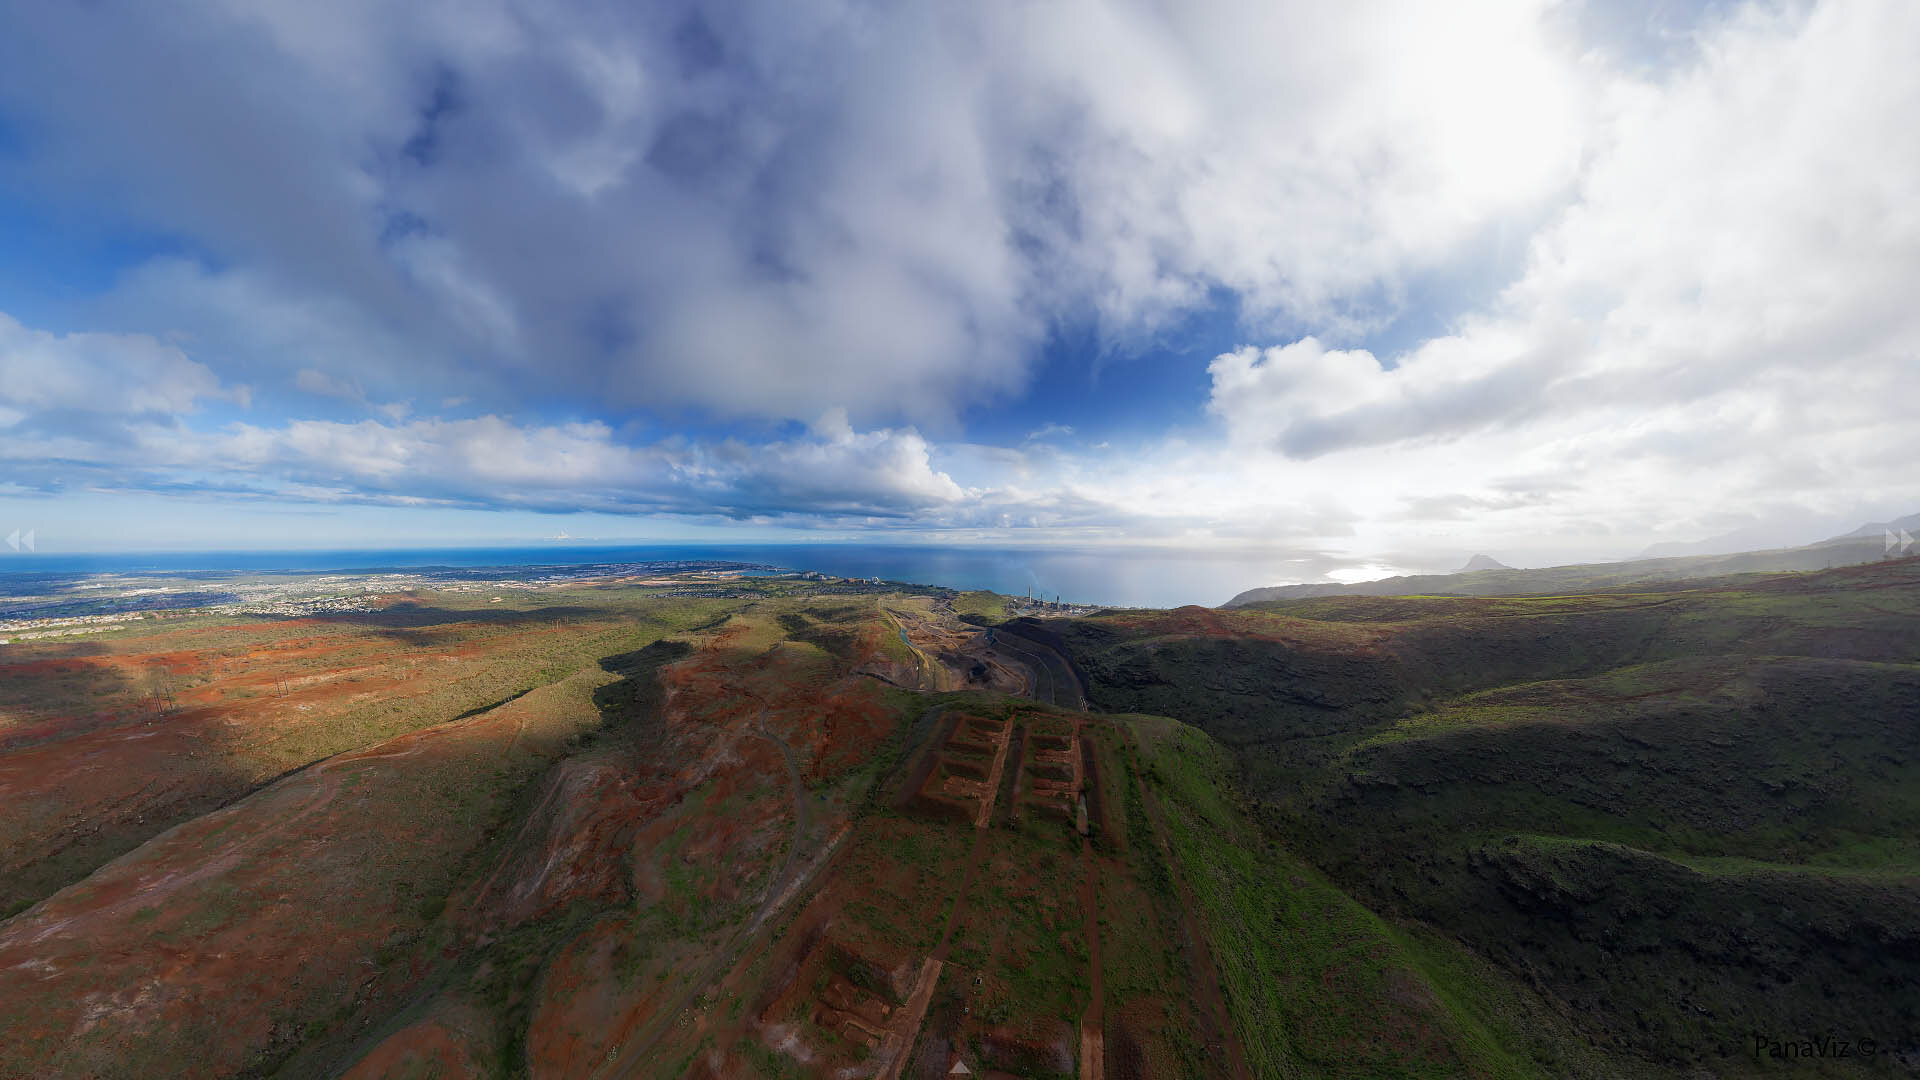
[1,0,1916,579]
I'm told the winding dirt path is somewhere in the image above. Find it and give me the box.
[601,647,824,1079]
[749,704,812,908]
[1076,719,1105,1080]
[986,629,1059,706]
[987,627,1087,711]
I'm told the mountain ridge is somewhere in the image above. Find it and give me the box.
[1226,512,1917,606]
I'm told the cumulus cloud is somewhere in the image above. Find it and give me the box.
[1209,339,1397,454]
[206,416,964,519]
[1188,1,1920,561]
[0,304,1171,536]
[1207,323,1563,458]
[0,0,1592,426]
[0,1,1916,572]
[0,321,969,522]
[0,314,243,419]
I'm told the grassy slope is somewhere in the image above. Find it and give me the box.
[1127,712,1628,1080]
[325,590,1050,1080]
[0,584,936,1078]
[19,561,1920,1077]
[1295,657,1920,1073]
[950,590,1014,621]
[0,589,746,917]
[0,641,659,1079]
[1057,558,1920,1076]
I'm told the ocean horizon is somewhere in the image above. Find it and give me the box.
[0,543,1315,610]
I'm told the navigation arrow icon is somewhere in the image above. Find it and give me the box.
[1890,529,1901,553]
[1903,529,1915,555]
[5,530,17,552]
[18,530,30,552]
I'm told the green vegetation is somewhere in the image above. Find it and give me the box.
[0,588,750,916]
[950,590,1014,621]
[16,559,1920,1078]
[1060,558,1920,1076]
[1129,713,1621,1079]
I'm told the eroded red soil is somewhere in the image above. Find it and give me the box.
[0,664,615,1078]
[0,604,639,914]
[0,592,1209,1080]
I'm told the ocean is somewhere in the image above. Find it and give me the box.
[0,544,1298,609]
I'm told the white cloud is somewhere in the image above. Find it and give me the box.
[0,320,968,521]
[0,313,240,416]
[0,2,1916,577]
[996,0,1590,334]
[1177,1,1920,565]
[295,367,413,421]
[188,414,970,519]
[0,0,1595,425]
[1208,339,1394,451]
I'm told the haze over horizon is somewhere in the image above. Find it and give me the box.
[3,0,1917,583]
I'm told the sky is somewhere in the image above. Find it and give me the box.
[0,0,1916,579]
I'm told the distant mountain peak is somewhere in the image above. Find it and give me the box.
[1830,510,1920,542]
[1458,553,1510,572]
